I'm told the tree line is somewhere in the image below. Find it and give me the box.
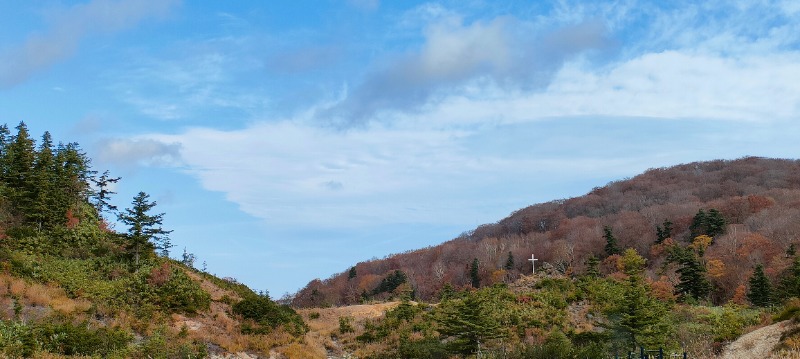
[293,157,800,307]
[0,122,172,268]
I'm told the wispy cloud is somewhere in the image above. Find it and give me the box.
[95,138,182,167]
[320,14,611,125]
[0,0,179,89]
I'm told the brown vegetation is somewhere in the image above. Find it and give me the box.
[293,157,800,307]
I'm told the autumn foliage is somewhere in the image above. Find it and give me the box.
[294,157,800,307]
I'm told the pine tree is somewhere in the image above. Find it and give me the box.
[585,255,600,278]
[747,264,772,307]
[504,251,514,271]
[30,132,60,230]
[669,246,711,301]
[437,291,505,355]
[690,208,726,239]
[118,192,173,267]
[470,258,480,288]
[611,249,671,351]
[348,266,357,280]
[6,122,37,222]
[655,219,673,244]
[778,257,800,300]
[90,170,121,219]
[603,226,621,256]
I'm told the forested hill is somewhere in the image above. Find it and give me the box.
[0,122,309,357]
[293,157,800,307]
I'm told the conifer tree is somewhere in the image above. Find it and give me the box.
[603,226,621,256]
[747,264,772,307]
[585,255,600,278]
[437,292,505,355]
[30,132,59,229]
[611,249,671,351]
[6,122,36,222]
[669,246,711,301]
[655,219,673,244]
[504,251,514,271]
[118,192,173,267]
[779,258,800,301]
[470,258,480,288]
[90,170,121,219]
[348,266,357,280]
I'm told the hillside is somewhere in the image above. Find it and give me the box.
[293,157,800,306]
[0,122,311,357]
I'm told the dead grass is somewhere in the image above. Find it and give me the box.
[294,301,403,358]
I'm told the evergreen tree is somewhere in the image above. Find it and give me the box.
[30,131,60,230]
[181,247,196,268]
[610,249,671,351]
[585,255,600,278]
[603,226,621,256]
[437,292,505,355]
[747,264,772,307]
[6,122,37,222]
[348,266,357,280]
[778,257,800,301]
[504,251,514,271]
[470,258,480,288]
[118,192,173,267]
[669,246,711,301]
[655,219,673,244]
[690,208,726,239]
[90,170,121,219]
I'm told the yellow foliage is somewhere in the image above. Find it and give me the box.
[707,258,726,278]
[691,235,713,253]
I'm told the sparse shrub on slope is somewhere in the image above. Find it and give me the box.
[233,292,307,336]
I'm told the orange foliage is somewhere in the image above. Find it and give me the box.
[148,262,172,287]
[65,208,80,229]
[649,276,676,301]
[730,284,748,305]
[706,258,726,278]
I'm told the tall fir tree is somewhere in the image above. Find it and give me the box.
[603,226,621,256]
[655,219,673,244]
[118,192,173,267]
[778,257,800,300]
[6,122,37,222]
[747,264,773,307]
[669,246,711,301]
[605,249,672,351]
[504,251,514,271]
[90,170,121,219]
[437,291,505,355]
[585,255,600,278]
[470,258,480,288]
[30,132,58,230]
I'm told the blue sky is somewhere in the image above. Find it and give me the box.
[1,0,799,297]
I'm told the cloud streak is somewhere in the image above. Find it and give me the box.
[96,138,182,167]
[0,0,179,89]
[321,15,611,125]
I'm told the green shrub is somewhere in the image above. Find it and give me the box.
[233,294,307,335]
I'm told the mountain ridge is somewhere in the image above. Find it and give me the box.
[293,156,800,307]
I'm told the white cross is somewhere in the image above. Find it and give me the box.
[528,254,538,274]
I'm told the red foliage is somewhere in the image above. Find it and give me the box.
[65,208,80,229]
[147,262,172,287]
[291,158,800,307]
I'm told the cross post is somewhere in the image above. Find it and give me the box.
[528,254,538,274]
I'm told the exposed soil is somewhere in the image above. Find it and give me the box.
[721,320,800,359]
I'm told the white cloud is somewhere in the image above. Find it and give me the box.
[96,138,182,166]
[321,14,611,124]
[0,0,179,88]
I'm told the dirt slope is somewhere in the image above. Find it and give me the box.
[722,320,800,359]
